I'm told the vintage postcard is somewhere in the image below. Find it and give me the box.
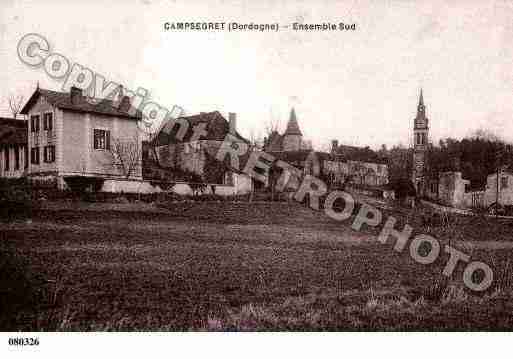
[0,0,512,356]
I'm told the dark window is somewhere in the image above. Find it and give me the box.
[501,176,508,189]
[15,146,20,170]
[223,171,234,186]
[30,115,40,133]
[24,147,28,169]
[43,113,53,131]
[93,129,110,150]
[44,145,55,163]
[31,147,40,165]
[4,148,9,171]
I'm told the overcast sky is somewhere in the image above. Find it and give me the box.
[1,0,512,150]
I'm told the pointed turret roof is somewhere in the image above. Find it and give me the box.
[284,107,303,136]
[414,88,428,129]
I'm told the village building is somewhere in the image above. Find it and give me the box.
[328,141,389,188]
[18,86,145,192]
[263,107,389,194]
[480,169,513,209]
[2,89,389,196]
[264,108,312,152]
[0,117,28,178]
[147,111,254,195]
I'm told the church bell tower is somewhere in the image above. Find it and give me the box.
[412,89,429,192]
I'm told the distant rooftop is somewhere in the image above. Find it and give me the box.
[151,111,249,146]
[0,117,27,145]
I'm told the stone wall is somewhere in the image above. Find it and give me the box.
[322,159,388,187]
[101,179,163,194]
[484,172,513,207]
[437,171,469,208]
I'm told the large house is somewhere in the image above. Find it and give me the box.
[0,117,28,178]
[19,86,144,192]
[328,142,389,187]
[147,111,254,195]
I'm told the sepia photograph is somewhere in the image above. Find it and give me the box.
[1,0,513,356]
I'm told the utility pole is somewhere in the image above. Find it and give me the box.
[496,145,503,219]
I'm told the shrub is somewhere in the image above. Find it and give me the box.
[112,196,129,204]
[0,244,42,330]
[390,178,416,199]
[0,178,34,221]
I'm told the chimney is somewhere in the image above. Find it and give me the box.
[70,86,82,104]
[228,112,237,134]
[331,139,339,153]
[118,96,131,113]
[118,85,124,102]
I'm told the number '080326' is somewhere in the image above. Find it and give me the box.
[8,337,39,346]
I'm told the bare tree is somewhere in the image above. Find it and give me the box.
[471,128,503,143]
[264,118,280,137]
[248,128,263,150]
[7,94,25,119]
[261,118,281,151]
[108,136,142,179]
[137,117,158,142]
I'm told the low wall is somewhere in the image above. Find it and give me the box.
[170,182,247,196]
[101,179,163,194]
[56,174,253,196]
[463,190,485,209]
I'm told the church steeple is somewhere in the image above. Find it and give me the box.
[282,107,303,151]
[412,88,430,191]
[284,107,303,136]
[414,88,428,129]
[417,88,425,117]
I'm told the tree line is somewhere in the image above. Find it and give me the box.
[379,129,513,191]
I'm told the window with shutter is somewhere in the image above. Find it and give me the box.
[31,115,40,133]
[93,129,110,150]
[43,113,53,131]
[501,176,508,189]
[31,147,40,165]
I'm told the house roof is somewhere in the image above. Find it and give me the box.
[20,88,142,120]
[332,144,388,164]
[268,150,313,163]
[152,111,249,146]
[0,117,27,145]
[264,130,284,151]
[267,150,335,164]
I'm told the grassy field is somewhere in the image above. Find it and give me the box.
[1,201,513,331]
